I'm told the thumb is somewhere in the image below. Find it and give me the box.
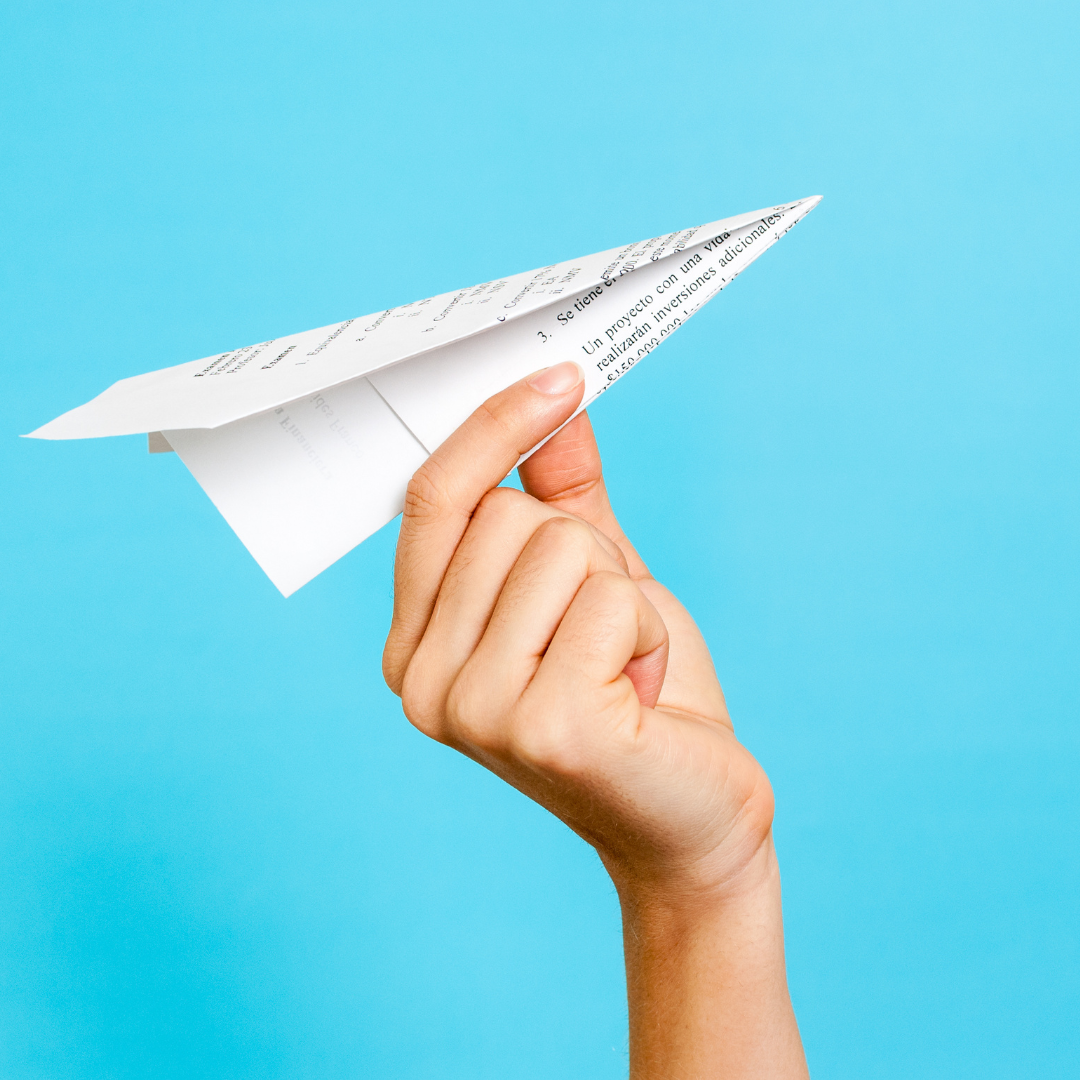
[518,411,650,580]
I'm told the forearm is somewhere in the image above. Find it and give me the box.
[617,838,808,1080]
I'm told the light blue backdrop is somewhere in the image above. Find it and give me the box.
[2,1,1077,1076]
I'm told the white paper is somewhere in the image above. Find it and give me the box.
[28,197,821,594]
[161,378,427,595]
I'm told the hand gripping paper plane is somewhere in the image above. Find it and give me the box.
[28,196,821,596]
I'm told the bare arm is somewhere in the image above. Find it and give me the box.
[383,361,808,1079]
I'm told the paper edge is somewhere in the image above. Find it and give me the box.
[23,196,822,440]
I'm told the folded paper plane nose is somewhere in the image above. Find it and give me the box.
[28,196,822,594]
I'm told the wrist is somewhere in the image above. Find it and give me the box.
[606,828,781,924]
[614,836,808,1080]
[616,839,783,993]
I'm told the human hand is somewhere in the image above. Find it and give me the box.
[384,359,770,901]
[383,360,807,1078]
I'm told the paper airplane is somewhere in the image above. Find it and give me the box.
[28,196,821,595]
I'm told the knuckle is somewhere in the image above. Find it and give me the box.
[608,541,631,575]
[443,677,471,733]
[444,669,496,750]
[403,461,449,525]
[532,514,593,558]
[510,710,582,777]
[474,484,525,522]
[382,635,408,696]
[585,568,638,607]
[399,658,444,741]
[474,398,515,442]
[563,573,641,662]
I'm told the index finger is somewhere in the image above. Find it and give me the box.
[382,361,585,693]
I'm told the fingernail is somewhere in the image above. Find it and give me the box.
[527,361,584,395]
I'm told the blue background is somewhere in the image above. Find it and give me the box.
[2,1,1078,1075]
